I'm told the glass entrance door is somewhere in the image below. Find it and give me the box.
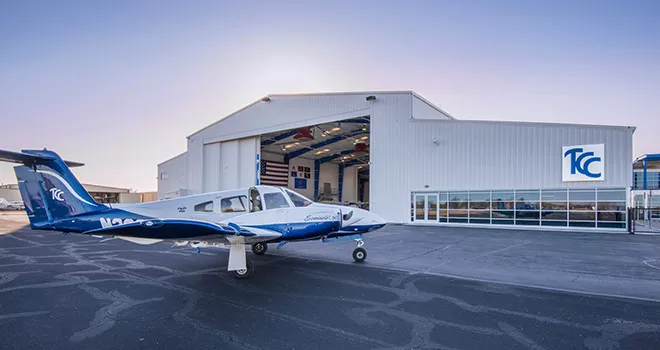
[413,193,438,223]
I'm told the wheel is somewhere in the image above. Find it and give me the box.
[230,259,255,279]
[352,247,367,263]
[251,242,268,255]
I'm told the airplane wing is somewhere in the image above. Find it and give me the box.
[82,218,282,244]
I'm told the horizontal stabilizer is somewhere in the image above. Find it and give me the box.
[0,149,84,167]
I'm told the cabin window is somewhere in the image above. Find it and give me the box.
[263,192,290,209]
[220,196,247,213]
[285,189,313,207]
[194,201,214,212]
[249,188,262,212]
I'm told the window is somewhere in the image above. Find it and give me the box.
[634,171,660,190]
[448,191,468,223]
[541,189,567,226]
[249,188,262,212]
[285,189,313,207]
[411,187,627,230]
[263,192,290,209]
[595,188,627,228]
[469,191,490,224]
[651,196,660,209]
[438,191,448,222]
[542,190,567,210]
[194,201,213,212]
[492,191,514,224]
[160,172,168,180]
[220,196,247,213]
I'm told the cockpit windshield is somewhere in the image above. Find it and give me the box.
[263,192,290,209]
[284,189,313,207]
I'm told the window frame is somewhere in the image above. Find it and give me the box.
[285,189,313,208]
[219,195,248,213]
[262,191,291,210]
[194,200,214,213]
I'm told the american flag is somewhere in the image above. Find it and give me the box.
[260,160,289,186]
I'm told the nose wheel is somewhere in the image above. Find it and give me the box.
[352,238,367,262]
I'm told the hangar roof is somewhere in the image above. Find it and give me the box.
[187,90,453,140]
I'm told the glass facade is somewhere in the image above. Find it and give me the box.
[634,171,660,190]
[412,188,627,229]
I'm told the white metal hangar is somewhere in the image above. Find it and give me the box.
[158,91,635,231]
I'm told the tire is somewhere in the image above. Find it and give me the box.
[352,247,367,263]
[230,259,255,279]
[251,242,268,255]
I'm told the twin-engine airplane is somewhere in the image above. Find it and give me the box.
[0,149,386,278]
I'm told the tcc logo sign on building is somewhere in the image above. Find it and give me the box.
[562,144,605,182]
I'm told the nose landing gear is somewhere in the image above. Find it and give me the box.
[352,238,367,263]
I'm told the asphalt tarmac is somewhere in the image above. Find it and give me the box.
[1,221,660,349]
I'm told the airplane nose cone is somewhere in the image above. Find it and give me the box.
[367,212,387,230]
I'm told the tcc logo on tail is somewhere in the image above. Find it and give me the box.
[562,144,604,182]
[49,188,65,201]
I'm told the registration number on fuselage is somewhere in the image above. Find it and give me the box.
[99,218,145,228]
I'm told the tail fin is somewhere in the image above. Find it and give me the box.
[1,149,108,229]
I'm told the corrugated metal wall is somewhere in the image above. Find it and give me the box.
[0,188,22,202]
[371,114,634,223]
[157,152,188,200]
[202,142,220,192]
[201,137,259,193]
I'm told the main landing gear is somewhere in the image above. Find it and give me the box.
[251,242,268,255]
[352,238,367,263]
[230,259,254,279]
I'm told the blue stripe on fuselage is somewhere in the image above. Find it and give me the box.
[245,220,341,240]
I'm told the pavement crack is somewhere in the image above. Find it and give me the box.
[384,244,454,266]
[472,240,532,259]
[70,286,162,343]
[0,311,49,320]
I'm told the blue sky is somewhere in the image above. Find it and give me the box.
[1,0,659,191]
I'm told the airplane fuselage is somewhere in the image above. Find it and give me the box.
[44,185,385,243]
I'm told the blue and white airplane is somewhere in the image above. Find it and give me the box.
[0,149,386,278]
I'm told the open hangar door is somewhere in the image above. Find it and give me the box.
[259,116,371,209]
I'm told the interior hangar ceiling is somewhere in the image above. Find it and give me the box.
[260,116,370,166]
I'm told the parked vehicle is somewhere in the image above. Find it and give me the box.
[8,201,25,210]
[0,198,10,210]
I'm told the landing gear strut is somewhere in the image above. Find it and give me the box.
[251,242,268,255]
[352,238,367,263]
[230,258,254,279]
